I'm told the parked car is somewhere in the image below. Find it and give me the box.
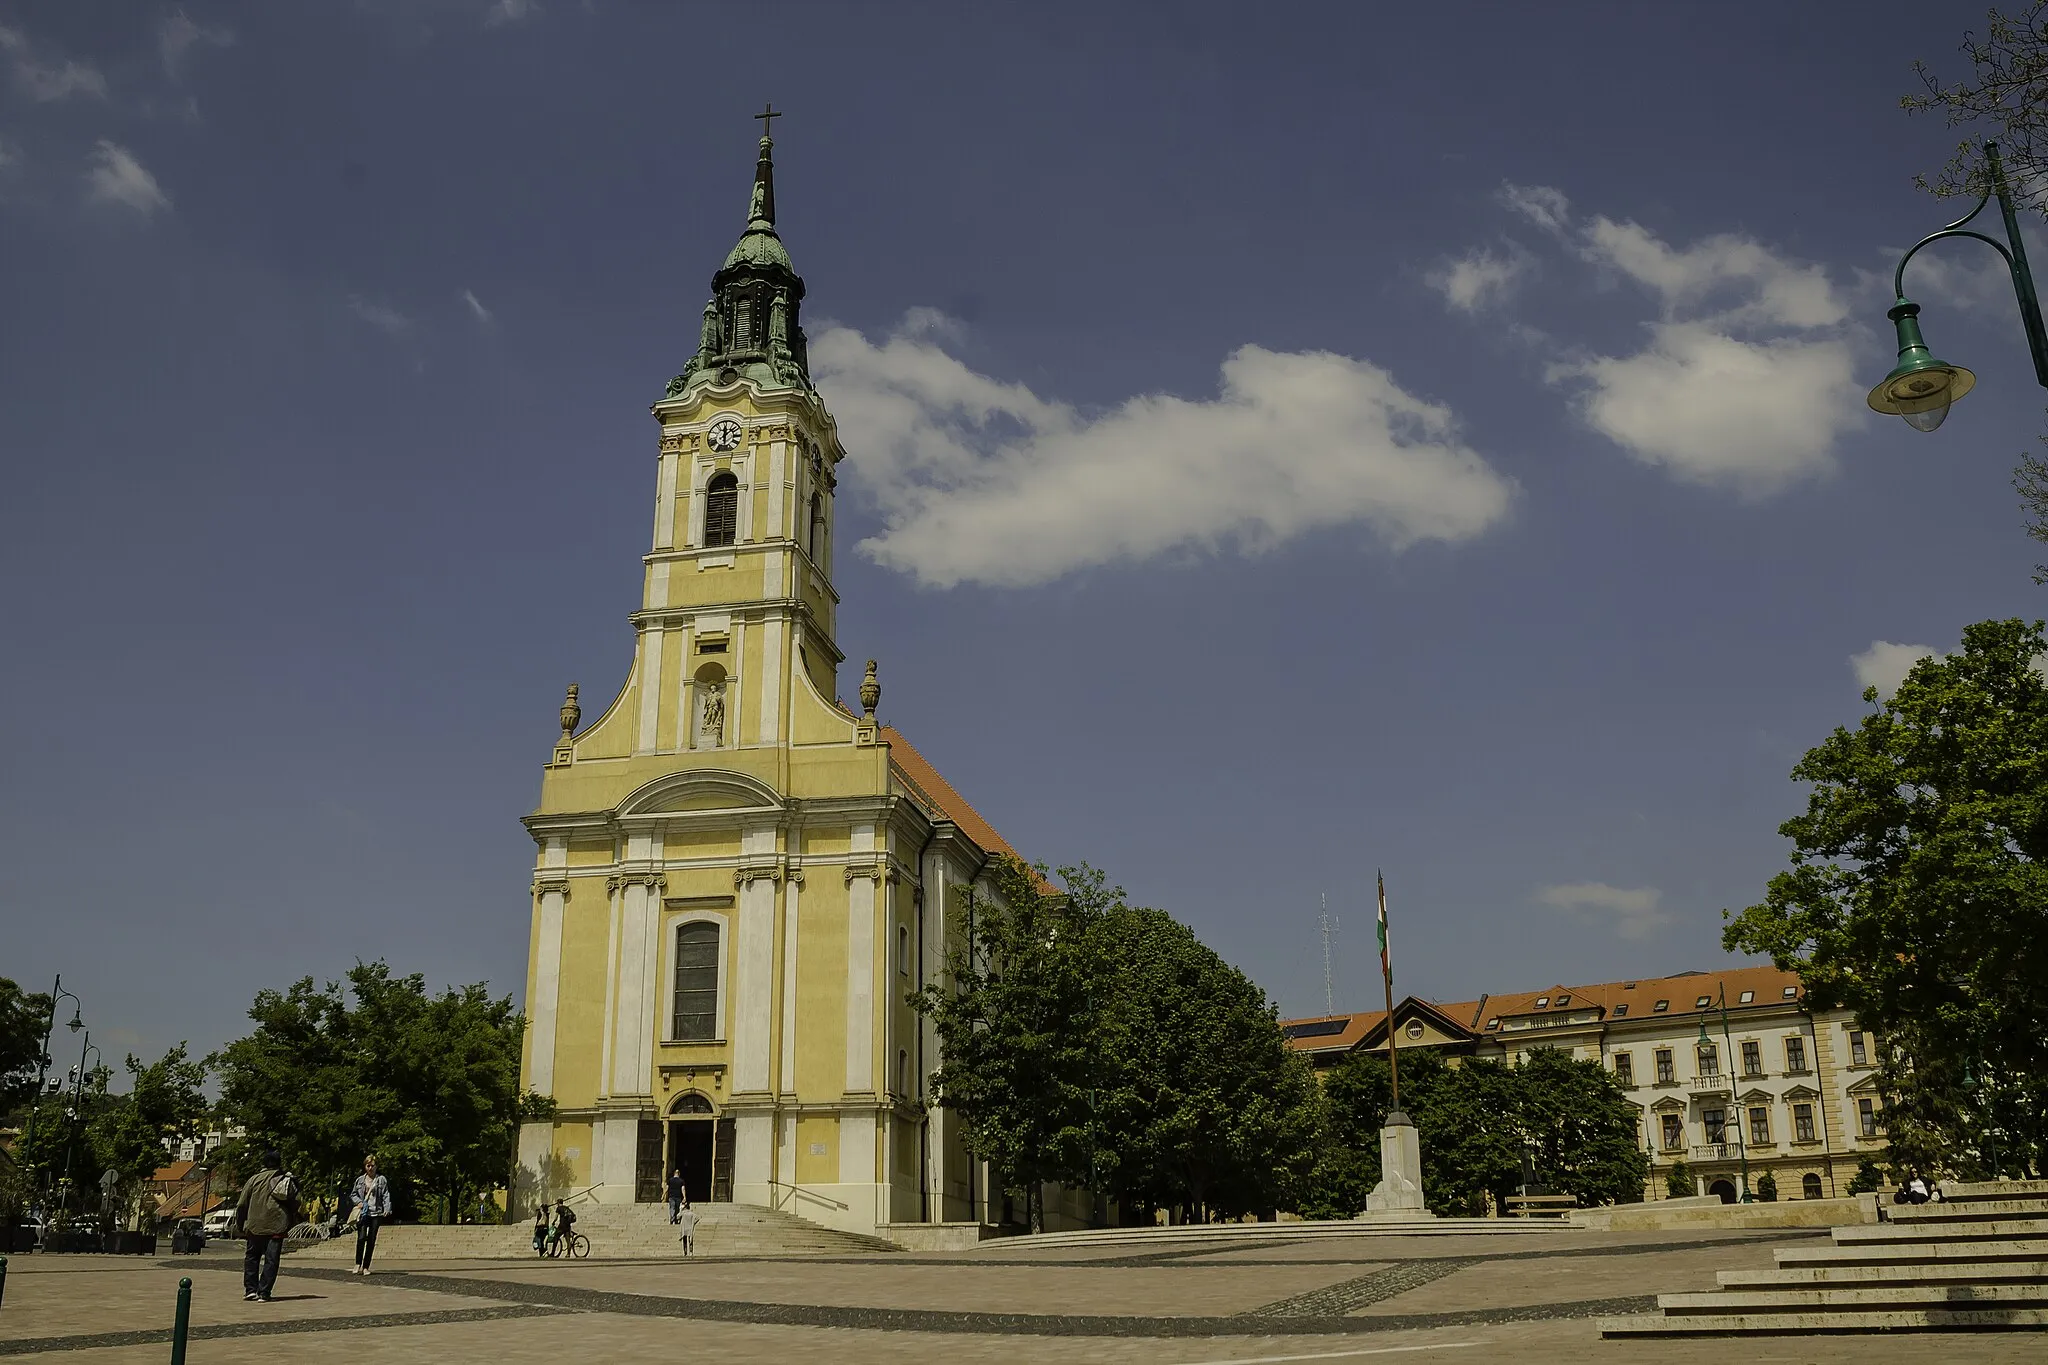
[201,1207,236,1237]
[169,1218,206,1254]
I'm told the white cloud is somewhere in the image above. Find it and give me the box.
[1536,882,1673,941]
[461,288,493,322]
[159,10,234,79]
[1850,640,1937,699]
[1500,182,1570,234]
[814,313,1517,589]
[485,0,542,25]
[1557,324,1856,495]
[348,296,411,335]
[1481,183,1863,497]
[86,141,170,215]
[1429,247,1528,314]
[0,23,108,101]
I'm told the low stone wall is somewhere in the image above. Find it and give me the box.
[1571,1195,1874,1232]
[879,1222,1002,1251]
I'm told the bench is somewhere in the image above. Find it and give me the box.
[1504,1194,1576,1218]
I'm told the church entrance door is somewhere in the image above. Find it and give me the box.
[634,1120,664,1203]
[667,1120,714,1204]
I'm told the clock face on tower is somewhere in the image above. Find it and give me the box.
[707,418,742,452]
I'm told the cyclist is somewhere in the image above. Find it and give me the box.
[550,1201,577,1256]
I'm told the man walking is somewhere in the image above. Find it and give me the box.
[234,1149,300,1302]
[350,1156,391,1276]
[666,1168,684,1225]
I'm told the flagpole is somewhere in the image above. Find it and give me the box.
[1379,869,1399,1112]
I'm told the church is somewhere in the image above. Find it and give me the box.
[512,121,1043,1239]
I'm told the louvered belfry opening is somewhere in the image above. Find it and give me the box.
[702,471,739,548]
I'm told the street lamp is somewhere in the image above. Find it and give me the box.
[1869,141,2048,431]
[1698,993,1752,1202]
[21,975,83,1195]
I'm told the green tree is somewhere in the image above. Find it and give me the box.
[1847,1157,1888,1194]
[1087,901,1320,1223]
[1304,1047,1645,1217]
[0,978,55,1114]
[911,857,1100,1230]
[1724,619,2048,1179]
[85,1045,209,1201]
[1665,1159,1694,1199]
[1906,2,2048,216]
[212,962,541,1222]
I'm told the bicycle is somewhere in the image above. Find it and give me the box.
[546,1229,590,1259]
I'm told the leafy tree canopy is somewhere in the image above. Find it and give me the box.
[0,977,56,1115]
[1724,619,2048,1178]
[211,962,542,1221]
[1907,1,2048,215]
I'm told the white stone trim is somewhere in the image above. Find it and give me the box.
[635,624,664,755]
[731,827,778,1093]
[845,825,876,1094]
[599,878,622,1098]
[767,438,786,539]
[756,616,783,744]
[530,887,566,1093]
[653,450,678,551]
[839,1110,875,1186]
[778,870,801,1094]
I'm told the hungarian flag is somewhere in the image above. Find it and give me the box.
[1376,869,1391,986]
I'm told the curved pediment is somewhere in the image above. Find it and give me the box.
[619,768,785,817]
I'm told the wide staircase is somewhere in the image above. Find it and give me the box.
[293,1198,898,1261]
[1603,1179,2048,1336]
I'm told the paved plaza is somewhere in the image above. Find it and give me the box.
[2,1228,2041,1363]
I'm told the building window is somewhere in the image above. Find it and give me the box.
[898,923,911,976]
[1535,996,1549,1007]
[1613,1052,1634,1086]
[671,921,720,1041]
[1655,1048,1675,1084]
[1748,1106,1770,1145]
[1660,1113,1684,1150]
[1783,986,1798,998]
[1741,1041,1762,1077]
[1653,999,1670,1013]
[1704,1108,1727,1144]
[1858,1098,1880,1139]
[1404,1019,1425,1040]
[1694,995,1712,1009]
[1802,1173,1824,1199]
[1785,1036,1808,1073]
[1739,990,1754,1004]
[1613,1003,1629,1018]
[703,471,739,547]
[1793,1103,1815,1142]
[1697,1043,1719,1078]
[1848,1030,1869,1066]
[1555,995,1571,1006]
[808,490,825,560]
[898,1048,911,1097]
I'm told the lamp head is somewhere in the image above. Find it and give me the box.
[1697,1020,1712,1047]
[67,1008,81,1032]
[1867,297,1976,431]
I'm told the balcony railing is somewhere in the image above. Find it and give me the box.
[1691,1143,1740,1161]
[1688,1074,1732,1097]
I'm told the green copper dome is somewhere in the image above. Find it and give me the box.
[664,127,814,400]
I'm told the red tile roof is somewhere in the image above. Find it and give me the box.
[882,726,1025,864]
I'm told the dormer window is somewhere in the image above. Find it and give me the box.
[1535,996,1549,1008]
[1695,995,1712,1009]
[1555,994,1571,1006]
[1612,1003,1628,1018]
[704,471,739,547]
[1654,999,1669,1013]
[1738,990,1754,1004]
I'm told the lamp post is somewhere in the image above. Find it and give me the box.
[19,977,83,1185]
[1869,141,2048,431]
[58,1035,101,1221]
[1699,989,1751,1202]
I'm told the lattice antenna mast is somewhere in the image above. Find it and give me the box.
[1319,893,1338,1016]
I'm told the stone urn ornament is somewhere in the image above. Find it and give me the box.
[559,683,581,740]
[859,659,880,719]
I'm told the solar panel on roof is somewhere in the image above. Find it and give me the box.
[1283,1019,1350,1039]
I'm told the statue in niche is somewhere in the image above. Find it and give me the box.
[699,683,726,746]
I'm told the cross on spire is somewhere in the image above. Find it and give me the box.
[755,103,781,140]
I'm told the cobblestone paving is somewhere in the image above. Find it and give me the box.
[1235,1258,1480,1318]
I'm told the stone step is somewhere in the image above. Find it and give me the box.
[292,1201,896,1260]
[1777,1238,2048,1268]
[1602,1307,2048,1336]
[1834,1218,2048,1245]
[1942,1180,2048,1204]
[1660,1284,2048,1314]
[1890,1200,2048,1224]
[1722,1261,2048,1289]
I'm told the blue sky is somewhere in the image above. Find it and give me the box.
[4,0,2043,1069]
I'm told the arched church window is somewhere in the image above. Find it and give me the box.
[808,490,825,560]
[672,921,720,1041]
[703,471,738,547]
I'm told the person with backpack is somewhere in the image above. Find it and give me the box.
[675,1193,697,1256]
[350,1156,391,1276]
[233,1149,301,1302]
[666,1168,684,1225]
[532,1201,550,1254]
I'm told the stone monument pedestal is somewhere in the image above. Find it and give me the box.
[1360,1111,1434,1219]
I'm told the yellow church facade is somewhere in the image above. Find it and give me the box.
[512,128,1027,1236]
